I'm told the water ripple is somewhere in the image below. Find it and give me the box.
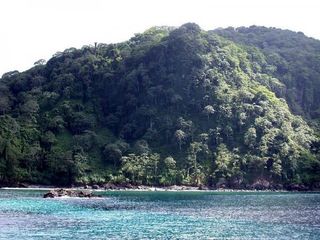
[0,190,319,239]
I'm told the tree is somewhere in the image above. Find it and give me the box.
[133,140,150,154]
[0,116,21,183]
[147,153,160,185]
[69,112,95,134]
[121,153,160,185]
[163,156,176,181]
[244,127,257,149]
[0,137,20,183]
[213,144,241,183]
[34,59,46,66]
[40,131,56,151]
[0,95,11,115]
[203,105,215,120]
[73,131,97,151]
[177,117,194,140]
[174,130,186,150]
[103,144,122,167]
[20,100,39,115]
[186,142,208,186]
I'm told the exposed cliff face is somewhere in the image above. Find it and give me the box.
[0,23,319,188]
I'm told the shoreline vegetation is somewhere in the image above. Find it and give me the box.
[1,183,318,192]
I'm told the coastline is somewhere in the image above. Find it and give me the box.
[1,182,319,192]
[0,185,296,193]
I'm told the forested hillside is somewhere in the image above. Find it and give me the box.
[214,26,320,123]
[0,23,319,189]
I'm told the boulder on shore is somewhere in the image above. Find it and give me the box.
[198,185,209,190]
[43,191,58,198]
[103,183,119,190]
[18,183,29,188]
[251,179,271,190]
[286,184,309,191]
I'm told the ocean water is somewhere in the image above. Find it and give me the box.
[0,190,319,239]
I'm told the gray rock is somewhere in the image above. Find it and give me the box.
[18,183,29,188]
[103,183,117,190]
[251,179,270,190]
[43,189,94,198]
[216,178,227,189]
[43,190,58,198]
[198,185,209,190]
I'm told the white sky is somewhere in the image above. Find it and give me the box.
[0,0,319,76]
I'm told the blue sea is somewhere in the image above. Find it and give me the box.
[0,189,319,239]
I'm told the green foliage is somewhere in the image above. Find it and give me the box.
[214,26,320,120]
[159,156,177,186]
[0,23,319,188]
[213,144,242,182]
[120,153,160,185]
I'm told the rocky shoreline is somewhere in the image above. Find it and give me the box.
[2,173,320,192]
[2,181,319,193]
[86,183,317,192]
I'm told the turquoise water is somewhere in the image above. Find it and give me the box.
[0,190,320,239]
